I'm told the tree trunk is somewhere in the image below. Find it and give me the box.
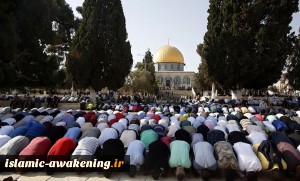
[71,81,78,96]
[90,88,97,106]
[211,82,216,99]
[231,89,242,99]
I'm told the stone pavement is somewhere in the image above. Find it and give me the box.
[0,171,288,181]
[0,172,227,181]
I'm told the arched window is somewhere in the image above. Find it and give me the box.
[165,76,173,82]
[183,76,190,84]
[157,76,163,83]
[174,76,181,84]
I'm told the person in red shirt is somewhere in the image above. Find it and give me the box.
[46,137,76,174]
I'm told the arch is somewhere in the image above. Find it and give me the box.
[165,76,173,88]
[183,76,190,84]
[166,80,171,87]
[157,76,163,83]
[165,76,173,82]
[174,76,181,84]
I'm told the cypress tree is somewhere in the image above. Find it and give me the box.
[286,30,300,90]
[201,0,298,98]
[0,0,19,87]
[66,0,133,94]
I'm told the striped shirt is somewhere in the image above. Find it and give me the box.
[72,137,99,156]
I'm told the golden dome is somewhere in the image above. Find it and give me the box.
[153,45,184,64]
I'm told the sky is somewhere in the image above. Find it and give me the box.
[66,0,300,72]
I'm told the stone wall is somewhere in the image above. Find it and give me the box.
[0,101,80,110]
[155,71,196,90]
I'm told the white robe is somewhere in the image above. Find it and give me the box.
[233,142,262,172]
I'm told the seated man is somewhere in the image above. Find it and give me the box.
[169,140,191,181]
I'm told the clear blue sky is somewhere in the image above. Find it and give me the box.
[66,0,300,72]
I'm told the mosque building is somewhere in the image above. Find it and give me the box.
[153,44,195,90]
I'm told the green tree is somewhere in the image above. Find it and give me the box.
[0,0,77,90]
[46,0,80,89]
[195,61,212,91]
[135,49,155,74]
[124,70,157,94]
[3,0,58,88]
[201,0,298,98]
[66,0,133,100]
[0,0,19,87]
[196,44,214,91]
[268,85,279,94]
[196,44,220,98]
[286,29,300,90]
[133,49,158,94]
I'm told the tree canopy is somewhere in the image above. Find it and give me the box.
[132,49,158,94]
[201,0,298,91]
[121,70,157,94]
[286,29,300,90]
[66,0,133,92]
[0,0,77,89]
[195,44,215,91]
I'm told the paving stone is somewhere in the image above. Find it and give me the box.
[17,172,51,181]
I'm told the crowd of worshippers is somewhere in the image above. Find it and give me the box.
[0,103,299,181]
[9,94,61,110]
